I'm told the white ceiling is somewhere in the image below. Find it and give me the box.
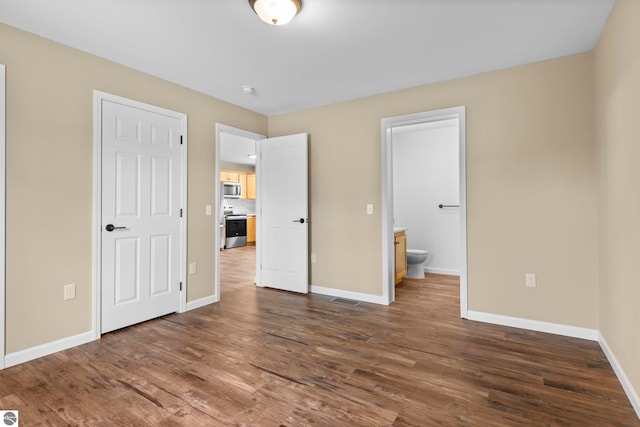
[220,132,256,165]
[0,0,614,116]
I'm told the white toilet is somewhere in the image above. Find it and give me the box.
[406,249,429,279]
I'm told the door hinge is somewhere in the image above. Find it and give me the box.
[180,135,183,145]
[179,282,183,291]
[180,208,183,217]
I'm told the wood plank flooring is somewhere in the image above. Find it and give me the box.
[0,244,637,425]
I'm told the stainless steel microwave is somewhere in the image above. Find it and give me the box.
[223,182,241,198]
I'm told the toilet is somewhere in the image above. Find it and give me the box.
[406,249,429,279]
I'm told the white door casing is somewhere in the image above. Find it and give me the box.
[381,107,467,314]
[94,92,187,336]
[0,65,6,369]
[258,133,309,293]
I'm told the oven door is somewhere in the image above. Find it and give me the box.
[225,217,247,248]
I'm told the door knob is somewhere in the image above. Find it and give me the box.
[292,218,305,224]
[105,224,127,232]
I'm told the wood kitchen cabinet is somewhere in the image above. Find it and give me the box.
[246,173,256,199]
[220,170,239,182]
[247,216,256,244]
[221,170,256,200]
[394,230,407,284]
[238,173,248,199]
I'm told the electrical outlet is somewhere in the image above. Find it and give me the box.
[525,273,536,288]
[205,205,212,216]
[366,204,374,215]
[189,262,197,275]
[311,253,317,264]
[64,283,76,300]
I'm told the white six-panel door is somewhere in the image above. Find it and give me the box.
[101,99,183,333]
[259,133,309,293]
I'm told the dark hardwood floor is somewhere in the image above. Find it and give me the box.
[0,245,637,425]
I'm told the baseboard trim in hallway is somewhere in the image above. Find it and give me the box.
[185,294,218,311]
[310,285,388,305]
[466,310,639,419]
[466,310,599,341]
[599,334,640,419]
[5,330,95,368]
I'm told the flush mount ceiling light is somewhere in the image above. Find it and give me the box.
[249,0,302,26]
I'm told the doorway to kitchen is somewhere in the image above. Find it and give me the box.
[215,124,264,301]
[381,106,468,317]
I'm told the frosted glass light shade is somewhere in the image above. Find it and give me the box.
[249,0,302,26]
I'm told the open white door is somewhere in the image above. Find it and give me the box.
[99,97,185,333]
[258,133,309,293]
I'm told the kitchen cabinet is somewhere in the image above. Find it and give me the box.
[247,215,256,244]
[394,230,407,284]
[239,173,248,199]
[220,170,239,182]
[238,172,256,199]
[246,173,256,199]
[221,170,256,200]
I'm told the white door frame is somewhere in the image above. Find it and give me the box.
[214,124,265,301]
[381,106,468,317]
[0,65,6,368]
[93,91,188,339]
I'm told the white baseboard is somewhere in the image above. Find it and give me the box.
[311,285,389,305]
[466,310,599,341]
[598,334,640,419]
[425,267,460,276]
[4,330,95,368]
[185,294,218,311]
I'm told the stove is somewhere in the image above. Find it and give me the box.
[225,214,247,248]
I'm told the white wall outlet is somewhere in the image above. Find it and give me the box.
[64,283,76,300]
[366,204,374,215]
[311,253,317,264]
[525,273,536,288]
[189,262,197,275]
[205,205,212,216]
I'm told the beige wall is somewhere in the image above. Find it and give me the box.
[0,23,267,353]
[594,0,640,404]
[0,20,606,358]
[269,53,599,329]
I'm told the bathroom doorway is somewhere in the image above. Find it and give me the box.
[393,119,460,275]
[381,106,468,317]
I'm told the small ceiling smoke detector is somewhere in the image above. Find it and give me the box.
[242,86,255,94]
